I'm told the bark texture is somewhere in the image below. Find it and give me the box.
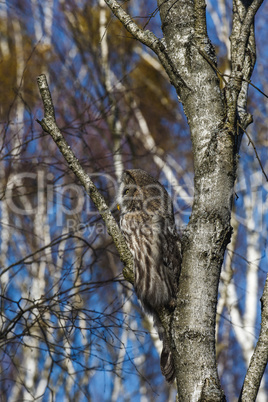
[36,74,134,284]
[156,1,263,399]
[103,0,264,399]
[36,0,265,399]
[156,1,230,399]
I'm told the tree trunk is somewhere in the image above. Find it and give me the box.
[156,1,233,399]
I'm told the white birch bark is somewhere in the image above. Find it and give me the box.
[99,0,123,181]
[22,171,51,400]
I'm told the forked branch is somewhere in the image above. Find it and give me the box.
[103,0,185,88]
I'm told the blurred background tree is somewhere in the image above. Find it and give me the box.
[0,0,267,400]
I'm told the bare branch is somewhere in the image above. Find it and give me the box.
[239,274,268,401]
[36,74,134,284]
[241,0,264,39]
[197,47,268,99]
[103,0,187,89]
[104,0,158,48]
[227,0,264,129]
[238,123,268,182]
[232,0,263,57]
[194,0,208,39]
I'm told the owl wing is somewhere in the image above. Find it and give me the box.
[151,214,181,273]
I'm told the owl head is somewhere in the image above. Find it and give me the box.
[117,169,173,217]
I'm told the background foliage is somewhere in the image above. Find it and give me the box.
[0,0,268,400]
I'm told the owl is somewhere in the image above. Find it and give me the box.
[117,169,181,383]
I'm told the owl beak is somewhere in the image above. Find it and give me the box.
[117,204,120,211]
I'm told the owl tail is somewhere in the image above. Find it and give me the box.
[160,339,176,384]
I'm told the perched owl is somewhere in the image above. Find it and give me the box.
[117,169,181,384]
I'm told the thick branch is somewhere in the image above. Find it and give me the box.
[156,1,229,400]
[194,0,208,39]
[104,0,157,48]
[232,0,263,59]
[36,74,134,284]
[227,0,263,129]
[239,275,268,401]
[241,0,263,38]
[104,1,263,399]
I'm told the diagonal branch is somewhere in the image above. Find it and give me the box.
[241,0,264,38]
[103,0,187,89]
[239,274,268,401]
[104,0,159,48]
[238,123,268,182]
[36,74,134,284]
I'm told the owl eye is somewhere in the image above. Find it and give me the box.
[123,188,129,196]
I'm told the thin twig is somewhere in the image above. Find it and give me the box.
[223,74,268,99]
[238,123,268,182]
[103,0,189,90]
[36,74,134,284]
[197,48,228,85]
[198,48,268,99]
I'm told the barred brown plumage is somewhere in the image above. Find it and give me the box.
[117,169,181,384]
